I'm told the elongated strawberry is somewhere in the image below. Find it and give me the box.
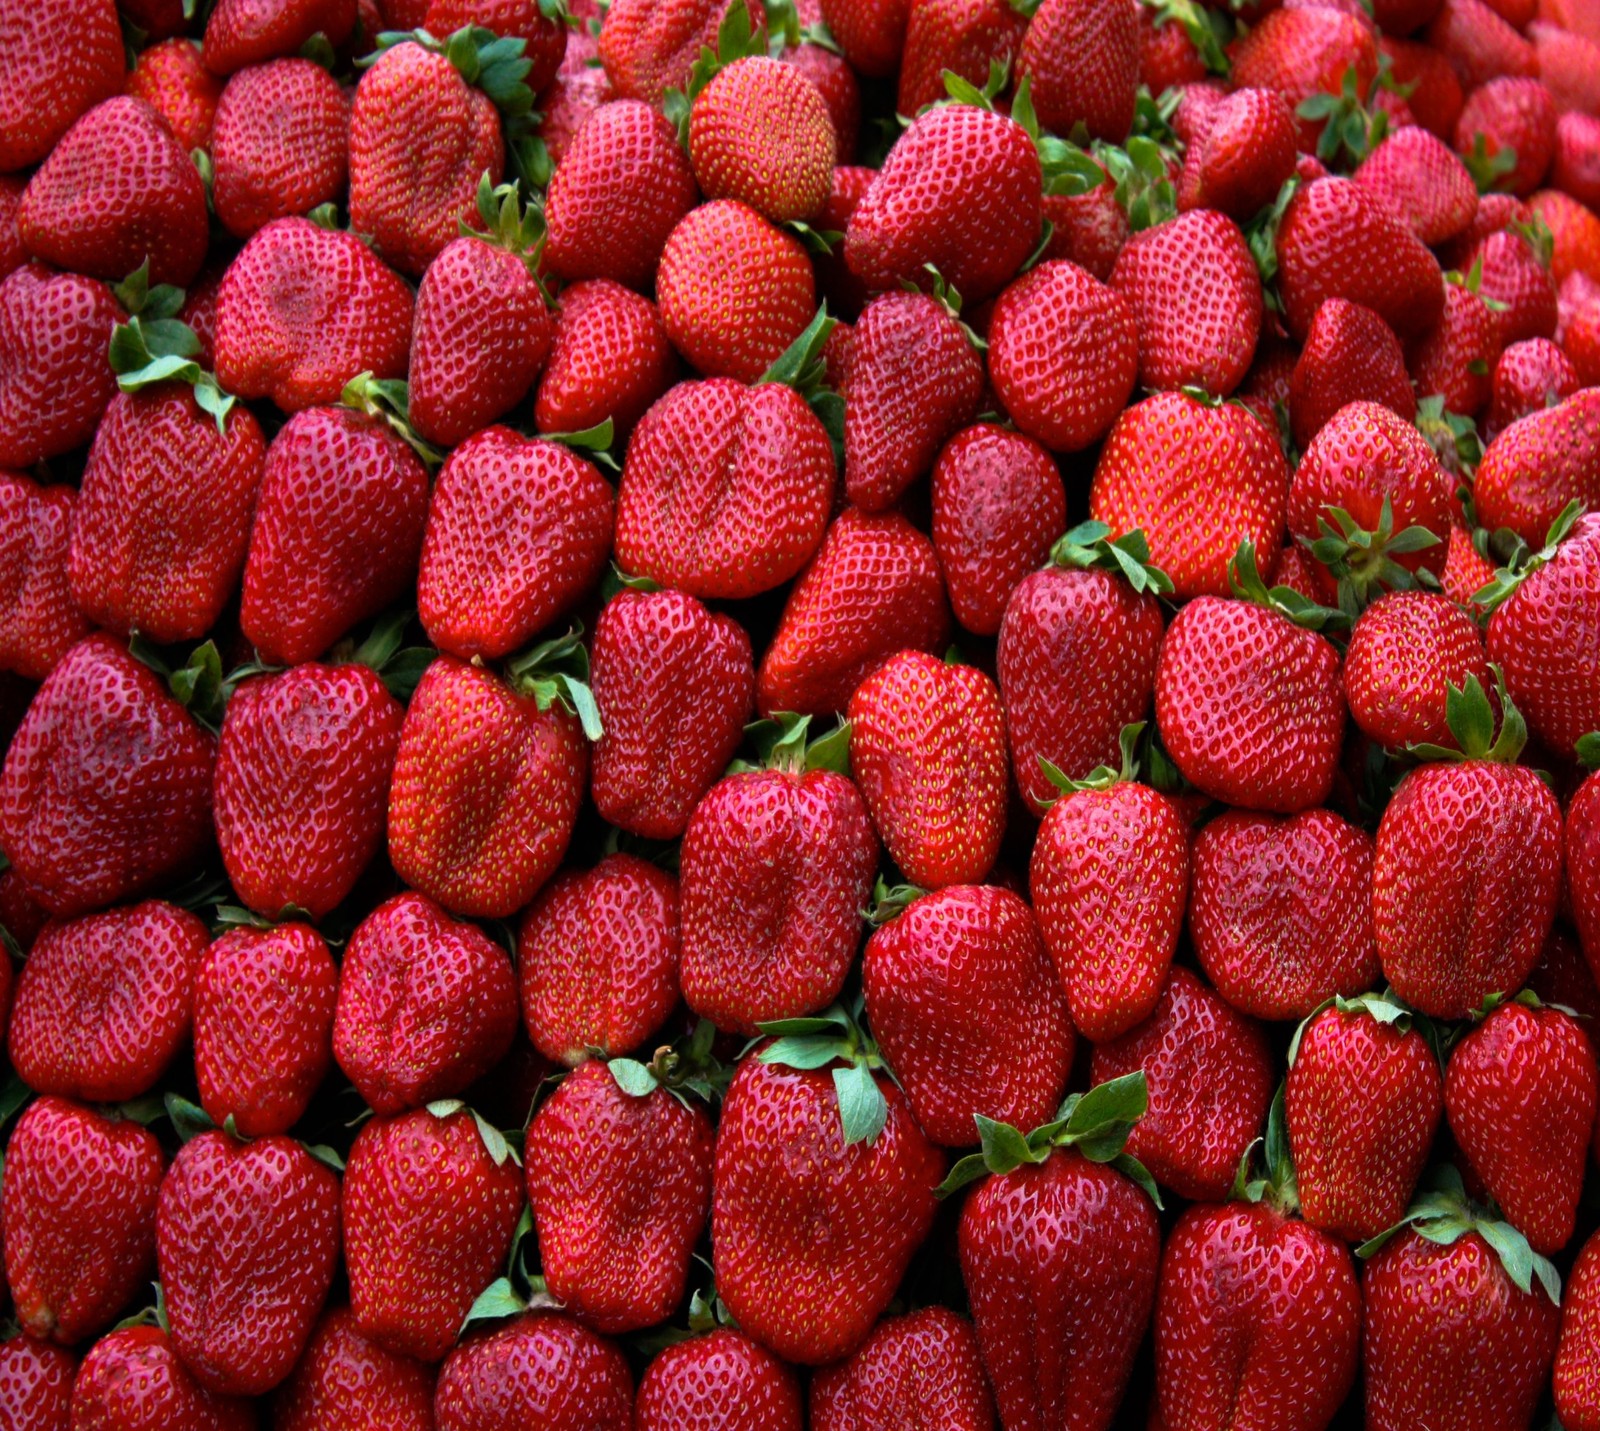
[638,1327,803,1431]
[68,1326,256,1431]
[435,1313,633,1428]
[270,1305,438,1431]
[810,1306,995,1430]
[1289,300,1416,451]
[0,474,91,682]
[534,279,678,442]
[0,0,125,173]
[1572,749,1600,984]
[1345,590,1489,750]
[1015,0,1137,141]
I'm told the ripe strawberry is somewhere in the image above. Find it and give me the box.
[215,661,404,919]
[9,902,205,1101]
[1190,807,1379,1021]
[428,0,568,92]
[1572,761,1600,981]
[0,1336,75,1429]
[1408,277,1499,417]
[638,1327,803,1431]
[334,890,520,1113]
[1563,1239,1600,1431]
[537,47,615,167]
[1444,517,1498,610]
[757,508,950,718]
[1475,391,1600,548]
[0,175,23,281]
[0,0,125,172]
[214,217,414,412]
[864,883,1073,1146]
[1177,88,1298,222]
[3,1096,164,1346]
[0,265,122,468]
[810,1306,995,1429]
[1456,76,1557,198]
[157,1131,340,1395]
[1424,0,1536,89]
[897,0,1024,115]
[518,853,680,1065]
[127,39,225,152]
[1467,227,1559,348]
[344,1103,524,1363]
[1289,300,1416,451]
[1286,993,1443,1241]
[417,427,613,660]
[534,279,678,442]
[270,1305,438,1431]
[194,922,337,1138]
[1091,394,1289,599]
[1344,590,1490,750]
[1015,0,1137,140]
[986,259,1138,453]
[713,1050,943,1364]
[1039,176,1129,280]
[1353,125,1476,247]
[212,59,350,238]
[0,475,91,682]
[1554,110,1600,210]
[1229,7,1376,143]
[68,1326,255,1431]
[599,0,743,99]
[1532,18,1600,115]
[203,0,358,75]
[1531,189,1600,287]
[386,642,594,918]
[435,1313,633,1429]
[1486,337,1579,436]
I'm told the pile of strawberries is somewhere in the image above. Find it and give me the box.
[5,0,1600,1424]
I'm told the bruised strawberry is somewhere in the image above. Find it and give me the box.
[68,1326,255,1431]
[435,1313,633,1428]
[638,1328,803,1431]
[1344,590,1490,750]
[810,1306,995,1430]
[127,40,224,153]
[1289,300,1416,451]
[270,1305,437,1431]
[0,0,125,173]
[0,475,91,681]
[203,0,358,75]
[1015,0,1139,141]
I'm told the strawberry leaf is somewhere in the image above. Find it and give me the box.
[833,1062,887,1145]
[607,1058,660,1096]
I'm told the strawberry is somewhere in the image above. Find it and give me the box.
[211,58,350,238]
[203,0,358,74]
[193,922,338,1138]
[843,290,983,512]
[1355,126,1477,246]
[333,890,520,1113]
[637,1328,803,1431]
[0,175,23,281]
[536,50,615,168]
[599,0,744,100]
[809,1306,995,1430]
[1091,394,1289,600]
[1091,967,1274,1201]
[1563,1238,1600,1431]
[543,100,698,290]
[214,217,414,412]
[518,853,680,1066]
[214,661,404,920]
[343,1102,524,1362]
[931,423,1066,637]
[534,279,678,443]
[590,587,754,838]
[1381,34,1465,137]
[1407,276,1499,417]
[0,1336,75,1429]
[1572,757,1600,981]
[1554,110,1600,210]
[1444,517,1498,610]
[1532,19,1600,116]
[1446,994,1596,1254]
[1029,728,1188,1041]
[817,0,909,75]
[1456,76,1557,198]
[0,0,125,172]
[434,1313,633,1428]
[1475,390,1600,547]
[1177,88,1298,223]
[0,475,91,682]
[1231,5,1377,142]
[897,0,1025,115]
[847,653,1006,889]
[1015,0,1138,141]
[864,883,1073,1146]
[1157,551,1346,812]
[1571,295,1600,384]
[947,1076,1162,1431]
[1487,337,1580,437]
[679,716,877,1033]
[1286,992,1443,1241]
[386,637,596,918]
[1276,177,1445,343]
[1344,590,1490,750]
[427,0,568,92]
[1191,807,1378,1021]
[1531,188,1600,286]
[656,200,816,382]
[986,259,1138,453]
[270,1306,438,1431]
[0,265,122,468]
[1466,227,1559,348]
[996,523,1167,811]
[1038,177,1129,280]
[8,901,206,1101]
[1424,0,1536,89]
[1288,299,1417,451]
[157,1130,341,1395]
[68,1326,255,1431]
[526,1055,714,1332]
[127,39,225,153]
[3,1096,164,1345]
[780,34,860,167]
[1109,209,1262,398]
[712,1045,944,1364]
[416,427,613,660]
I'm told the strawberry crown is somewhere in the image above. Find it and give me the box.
[159,1092,347,1173]
[1232,1083,1300,1214]
[1414,395,1485,478]
[1578,731,1600,772]
[1459,131,1519,194]
[503,626,604,741]
[1510,214,1556,271]
[128,633,229,732]
[463,172,549,285]
[1297,62,1393,171]
[342,371,444,467]
[758,305,845,457]
[606,1017,727,1107]
[761,0,839,54]
[755,997,893,1146]
[1355,1163,1561,1305]
[1050,520,1174,595]
[1303,495,1444,619]
[934,1072,1162,1207]
[1407,664,1528,765]
[727,711,852,778]
[1038,720,1148,801]
[1287,989,1428,1066]
[865,876,926,926]
[108,263,236,434]
[662,0,767,137]
[1229,540,1350,633]
[1143,0,1231,76]
[1472,498,1584,612]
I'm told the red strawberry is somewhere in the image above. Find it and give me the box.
[1467,227,1559,348]
[0,1336,75,1429]
[1559,1230,1600,1431]
[984,259,1138,453]
[1531,189,1600,288]
[1177,88,1298,222]
[434,1313,633,1429]
[518,853,680,1065]
[203,0,358,75]
[333,890,520,1113]
[1475,391,1600,548]
[427,0,568,92]
[1229,6,1376,146]
[9,901,206,1101]
[0,475,91,682]
[1344,590,1489,751]
[1407,276,1499,417]
[817,0,908,75]
[897,0,1025,115]
[1039,178,1129,280]
[536,48,615,167]
[1286,992,1443,1241]
[1444,517,1499,610]
[68,1325,256,1431]
[343,1103,524,1363]
[1016,0,1138,141]
[157,1131,340,1395]
[599,0,744,99]
[810,1306,995,1430]
[781,39,860,169]
[127,39,225,153]
[1456,76,1557,198]
[1572,760,1600,982]
[0,0,125,172]
[212,58,350,238]
[864,883,1073,1146]
[386,641,594,918]
[1532,18,1600,115]
[3,1096,164,1345]
[270,1305,437,1431]
[1554,110,1600,210]
[0,175,24,281]
[1289,299,1416,451]
[193,922,338,1138]
[214,217,414,412]
[1426,0,1536,88]
[637,1328,803,1431]
[758,508,950,718]
[1356,126,1477,246]
[589,587,754,839]
[1486,337,1579,437]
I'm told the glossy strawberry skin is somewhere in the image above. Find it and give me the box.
[1486,337,1579,438]
[638,1328,803,1431]
[128,39,222,153]
[1286,1004,1443,1242]
[1179,87,1298,222]
[1290,300,1417,451]
[202,0,358,75]
[0,1335,76,1429]
[193,922,337,1138]
[817,0,909,77]
[333,890,519,1115]
[1558,1230,1600,1431]
[3,1097,164,1346]
[713,1057,944,1365]
[1408,280,1499,418]
[1572,769,1600,983]
[68,1325,257,1431]
[589,588,754,839]
[897,0,1025,114]
[0,0,125,173]
[434,1312,633,1430]
[0,473,91,681]
[1229,6,1377,147]
[417,428,613,661]
[343,1105,525,1364]
[810,1306,995,1431]
[1189,808,1379,1021]
[8,901,207,1103]
[1344,591,1490,751]
[270,1305,437,1431]
[387,656,587,919]
[1016,0,1138,141]
[1475,390,1600,551]
[1155,1202,1361,1431]
[157,1132,340,1396]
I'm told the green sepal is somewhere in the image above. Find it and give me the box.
[1297,64,1388,169]
[1233,1082,1299,1213]
[939,58,1009,112]
[306,201,342,231]
[864,876,926,926]
[728,712,851,777]
[1287,989,1420,1068]
[665,0,767,136]
[1228,540,1350,632]
[607,1057,660,1097]
[540,417,618,472]
[1303,495,1444,619]
[1037,135,1107,199]
[425,1098,522,1168]
[1576,731,1600,772]
[1037,721,1145,801]
[1511,214,1556,271]
[1414,395,1484,478]
[502,626,603,741]
[340,371,444,467]
[1407,665,1526,765]
[1472,499,1584,613]
[163,1093,216,1144]
[1141,0,1232,75]
[158,639,228,731]
[299,30,337,68]
[1097,134,1177,232]
[465,171,548,279]
[758,304,837,391]
[606,1020,728,1106]
[1248,174,1301,295]
[1460,131,1518,193]
[755,998,891,1146]
[785,219,844,256]
[1050,520,1174,595]
[344,606,435,703]
[599,564,663,602]
[304,1142,345,1173]
[107,303,237,436]
[113,1281,170,1335]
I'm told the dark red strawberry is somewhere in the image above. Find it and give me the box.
[203,0,358,75]
[638,1327,803,1431]
[1344,590,1489,750]
[434,1313,633,1428]
[0,0,125,172]
[0,475,91,682]
[810,1306,995,1430]
[1558,1229,1600,1431]
[68,1325,256,1431]
[0,1335,75,1429]
[270,1305,437,1431]
[126,39,224,153]
[1572,755,1600,984]
[0,176,24,281]
[1289,299,1416,451]
[1015,0,1138,141]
